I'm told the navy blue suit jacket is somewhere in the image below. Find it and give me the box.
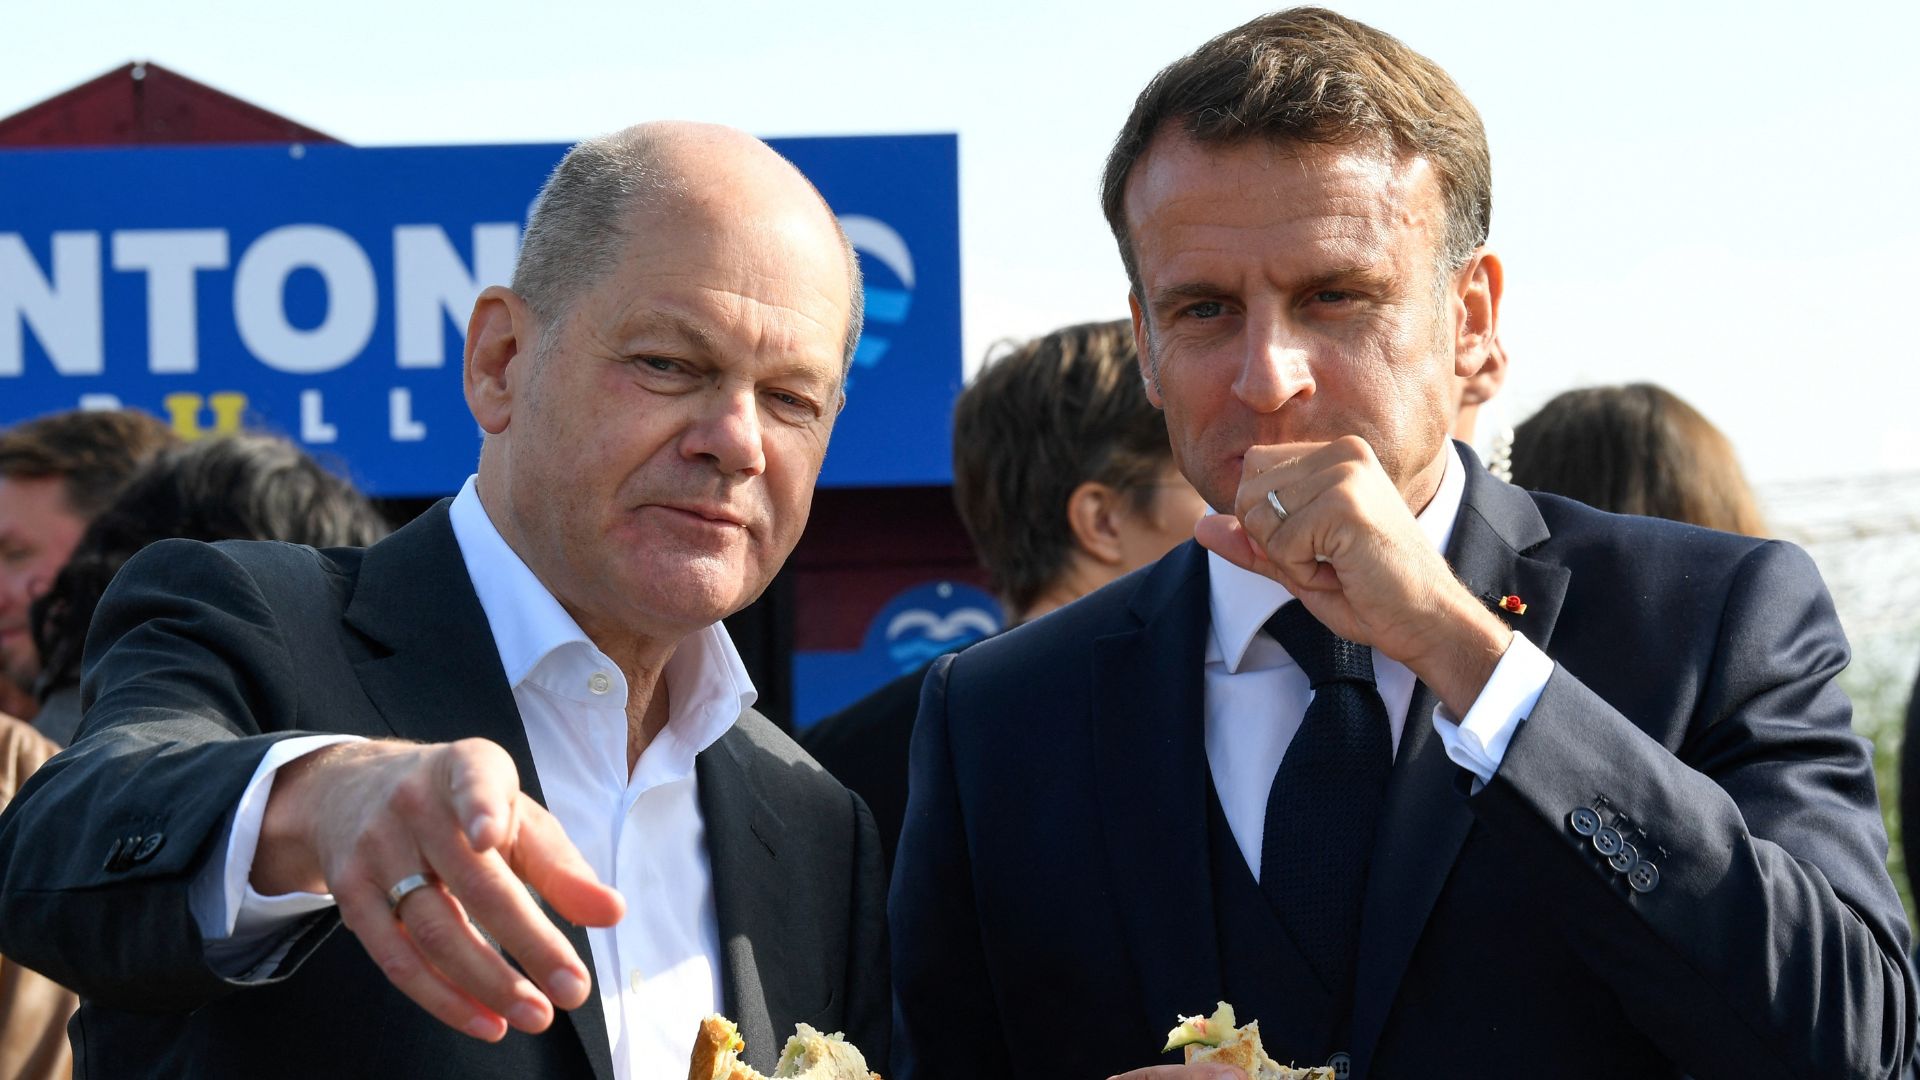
[890,448,1915,1079]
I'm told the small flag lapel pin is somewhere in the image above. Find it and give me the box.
[1499,593,1527,615]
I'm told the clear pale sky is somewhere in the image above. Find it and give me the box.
[4,0,1915,482]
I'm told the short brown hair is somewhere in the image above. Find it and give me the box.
[32,432,390,693]
[1509,384,1766,537]
[1100,7,1491,297]
[0,409,176,519]
[951,320,1172,615]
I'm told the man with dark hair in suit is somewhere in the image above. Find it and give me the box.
[0,121,887,1079]
[890,9,1914,1079]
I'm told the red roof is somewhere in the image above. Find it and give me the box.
[0,61,341,147]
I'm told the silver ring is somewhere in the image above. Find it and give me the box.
[1266,489,1289,523]
[386,872,436,914]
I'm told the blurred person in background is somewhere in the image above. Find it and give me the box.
[803,319,1207,869]
[1900,662,1920,1077]
[0,711,71,1080]
[28,433,391,746]
[1507,382,1765,535]
[0,410,175,728]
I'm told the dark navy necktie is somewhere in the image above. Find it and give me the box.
[1258,599,1392,1000]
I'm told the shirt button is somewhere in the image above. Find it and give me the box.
[588,672,612,695]
[628,968,642,992]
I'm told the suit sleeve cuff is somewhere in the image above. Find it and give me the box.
[189,734,364,952]
[1430,631,1553,789]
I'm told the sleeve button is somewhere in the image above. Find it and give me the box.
[1592,825,1623,858]
[1629,860,1661,894]
[1568,807,1600,836]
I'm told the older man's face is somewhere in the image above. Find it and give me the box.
[495,195,850,643]
[0,475,87,690]
[1126,135,1462,514]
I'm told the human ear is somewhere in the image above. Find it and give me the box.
[1452,248,1503,380]
[1066,480,1130,567]
[1459,334,1509,408]
[464,286,536,436]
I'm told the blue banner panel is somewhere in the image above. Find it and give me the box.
[0,136,960,494]
[791,579,1003,729]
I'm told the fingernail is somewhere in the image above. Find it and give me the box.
[466,1015,504,1041]
[466,814,493,848]
[548,968,588,1005]
[508,1001,545,1030]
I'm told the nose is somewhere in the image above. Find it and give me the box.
[681,383,767,476]
[1233,304,1315,413]
[0,569,28,617]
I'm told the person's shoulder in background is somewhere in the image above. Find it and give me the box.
[0,713,58,806]
[800,661,937,872]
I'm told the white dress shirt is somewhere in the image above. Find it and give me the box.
[1203,442,1554,877]
[188,476,753,1080]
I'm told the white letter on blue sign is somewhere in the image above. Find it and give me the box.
[301,389,338,444]
[234,225,376,374]
[393,223,520,369]
[390,388,426,441]
[0,232,102,378]
[111,229,230,375]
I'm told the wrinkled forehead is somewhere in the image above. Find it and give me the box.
[1125,132,1444,244]
[563,200,849,366]
[0,473,85,537]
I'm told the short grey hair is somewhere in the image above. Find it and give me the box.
[511,126,866,372]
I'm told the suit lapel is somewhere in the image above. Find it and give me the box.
[341,502,616,1080]
[1348,446,1571,1072]
[1090,541,1222,1042]
[697,725,789,1074]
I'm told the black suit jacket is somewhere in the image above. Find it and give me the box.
[801,660,937,874]
[891,448,1915,1079]
[0,502,888,1079]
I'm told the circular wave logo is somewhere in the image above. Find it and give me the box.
[839,215,914,385]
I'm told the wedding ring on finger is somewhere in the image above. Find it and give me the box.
[386,871,437,915]
[1266,489,1289,524]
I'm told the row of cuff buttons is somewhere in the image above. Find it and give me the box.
[1568,805,1661,893]
[102,832,165,873]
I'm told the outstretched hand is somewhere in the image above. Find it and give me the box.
[253,737,626,1041]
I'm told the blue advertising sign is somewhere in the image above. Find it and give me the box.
[791,579,1004,728]
[0,136,960,494]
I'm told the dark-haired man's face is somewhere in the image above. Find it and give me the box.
[1125,135,1475,517]
[0,476,87,691]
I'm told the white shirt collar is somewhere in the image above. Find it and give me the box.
[446,475,754,765]
[1205,441,1468,672]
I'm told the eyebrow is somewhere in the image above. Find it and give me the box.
[1149,264,1396,309]
[634,310,720,359]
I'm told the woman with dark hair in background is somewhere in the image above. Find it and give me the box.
[28,432,390,746]
[1507,382,1766,535]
